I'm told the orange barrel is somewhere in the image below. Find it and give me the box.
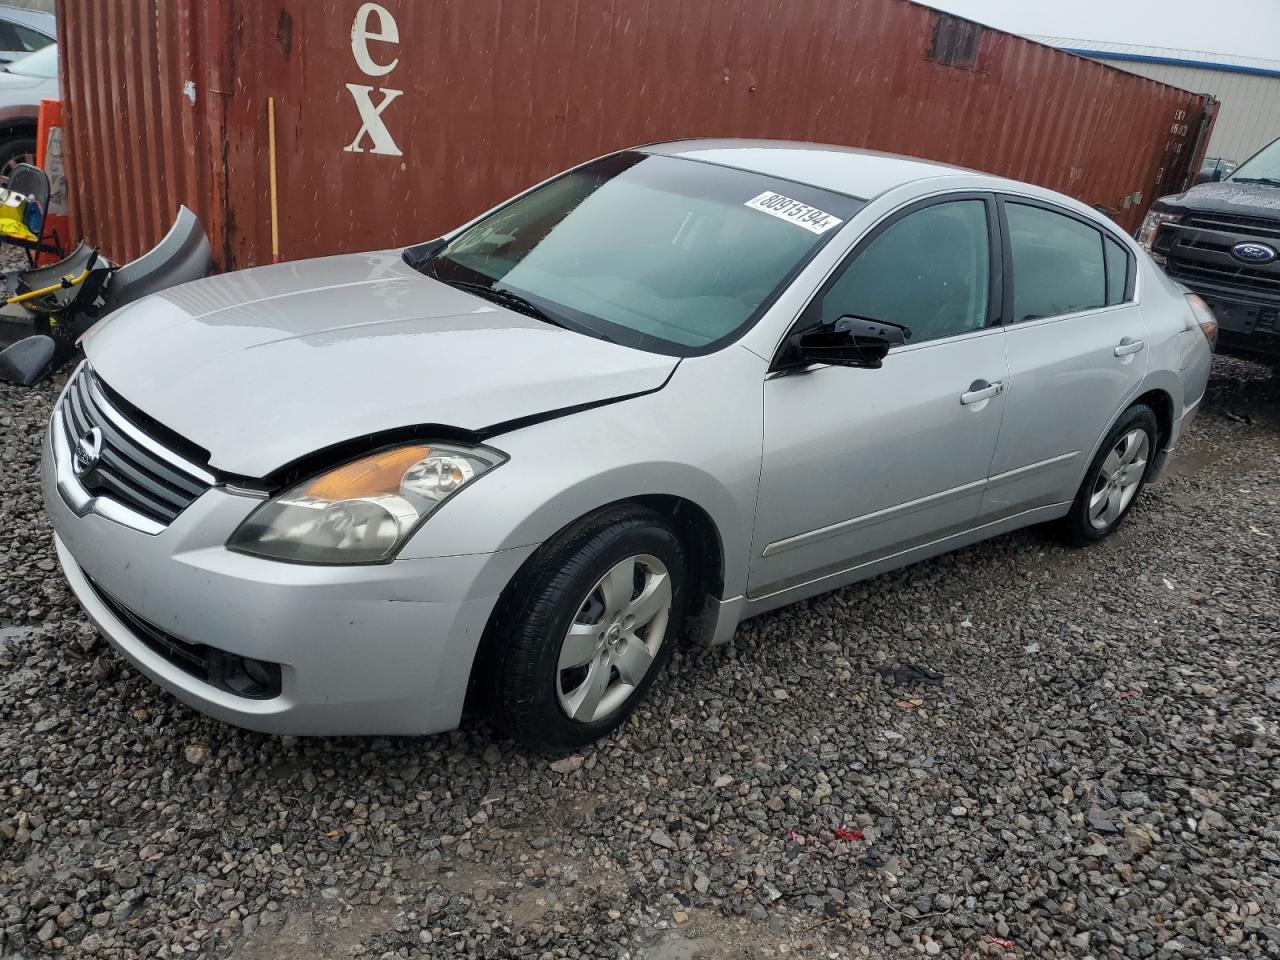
[35,98,69,265]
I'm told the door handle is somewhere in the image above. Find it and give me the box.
[960,379,1004,405]
[1114,337,1145,357]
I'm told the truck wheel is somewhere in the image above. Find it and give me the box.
[485,504,686,753]
[1063,404,1158,546]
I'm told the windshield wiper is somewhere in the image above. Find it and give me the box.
[444,279,570,330]
[1231,177,1280,187]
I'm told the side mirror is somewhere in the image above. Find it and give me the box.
[793,315,910,369]
[1194,162,1228,185]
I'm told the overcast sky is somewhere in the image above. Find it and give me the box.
[924,0,1280,62]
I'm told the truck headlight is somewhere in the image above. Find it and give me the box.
[228,443,504,564]
[1136,207,1181,260]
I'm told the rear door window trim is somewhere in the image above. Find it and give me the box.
[995,194,1138,327]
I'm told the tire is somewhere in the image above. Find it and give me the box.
[1062,403,1159,546]
[484,504,687,753]
[0,134,36,186]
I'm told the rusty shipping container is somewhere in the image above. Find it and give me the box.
[56,0,1216,271]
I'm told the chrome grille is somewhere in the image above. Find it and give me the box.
[59,367,214,525]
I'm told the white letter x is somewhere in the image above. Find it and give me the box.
[344,83,403,156]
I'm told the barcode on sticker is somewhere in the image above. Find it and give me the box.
[744,192,843,234]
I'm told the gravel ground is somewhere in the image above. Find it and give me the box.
[1,357,1277,960]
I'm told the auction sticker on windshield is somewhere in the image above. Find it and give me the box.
[744,192,844,234]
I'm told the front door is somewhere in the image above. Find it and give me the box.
[983,198,1149,517]
[749,195,1008,598]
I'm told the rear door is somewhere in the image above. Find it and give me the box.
[982,197,1146,517]
[749,194,1008,597]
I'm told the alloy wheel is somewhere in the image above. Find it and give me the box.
[1088,428,1149,530]
[556,554,672,723]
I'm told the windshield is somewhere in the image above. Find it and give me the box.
[7,43,57,79]
[1228,136,1280,184]
[419,152,863,354]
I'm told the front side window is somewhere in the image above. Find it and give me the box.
[420,152,863,355]
[1006,202,1106,322]
[815,199,991,345]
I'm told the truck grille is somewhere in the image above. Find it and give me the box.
[59,367,214,525]
[1182,213,1280,244]
[1163,216,1280,304]
[1166,259,1280,296]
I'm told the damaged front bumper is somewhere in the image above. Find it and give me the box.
[41,426,535,736]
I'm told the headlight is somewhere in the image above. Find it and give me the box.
[1136,207,1182,259]
[228,443,504,564]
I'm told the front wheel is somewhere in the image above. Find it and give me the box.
[1062,404,1158,545]
[485,504,686,753]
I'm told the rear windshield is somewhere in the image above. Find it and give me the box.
[417,152,863,355]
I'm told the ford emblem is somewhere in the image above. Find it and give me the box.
[1230,241,1278,264]
[73,427,104,478]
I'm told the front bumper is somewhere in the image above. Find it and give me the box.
[42,427,536,735]
[1189,292,1280,358]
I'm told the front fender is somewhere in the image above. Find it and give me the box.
[398,348,768,601]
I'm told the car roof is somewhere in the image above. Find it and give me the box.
[640,139,976,200]
[0,6,55,37]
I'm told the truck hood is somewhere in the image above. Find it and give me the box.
[83,251,678,477]
[1158,180,1280,217]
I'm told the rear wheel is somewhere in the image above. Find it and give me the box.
[0,134,36,187]
[485,504,686,753]
[1063,404,1158,545]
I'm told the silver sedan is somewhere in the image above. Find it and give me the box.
[43,141,1214,751]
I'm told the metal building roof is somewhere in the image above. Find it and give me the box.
[1028,36,1280,79]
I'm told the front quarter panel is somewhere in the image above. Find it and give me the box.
[399,346,768,602]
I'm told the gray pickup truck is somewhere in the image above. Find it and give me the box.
[1138,135,1280,362]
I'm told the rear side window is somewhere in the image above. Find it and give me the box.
[1006,203,1106,322]
[818,199,991,345]
[1104,236,1131,305]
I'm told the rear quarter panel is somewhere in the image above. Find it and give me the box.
[1139,257,1207,415]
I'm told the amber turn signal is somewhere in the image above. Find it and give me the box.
[301,445,432,500]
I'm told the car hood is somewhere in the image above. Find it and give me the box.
[83,251,679,477]
[1158,180,1280,217]
[0,71,55,98]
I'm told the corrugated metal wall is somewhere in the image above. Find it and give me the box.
[58,0,1215,271]
[1086,60,1280,164]
[59,0,227,267]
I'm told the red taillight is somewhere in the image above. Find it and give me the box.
[1186,294,1218,350]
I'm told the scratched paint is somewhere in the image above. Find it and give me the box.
[57,0,1215,270]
